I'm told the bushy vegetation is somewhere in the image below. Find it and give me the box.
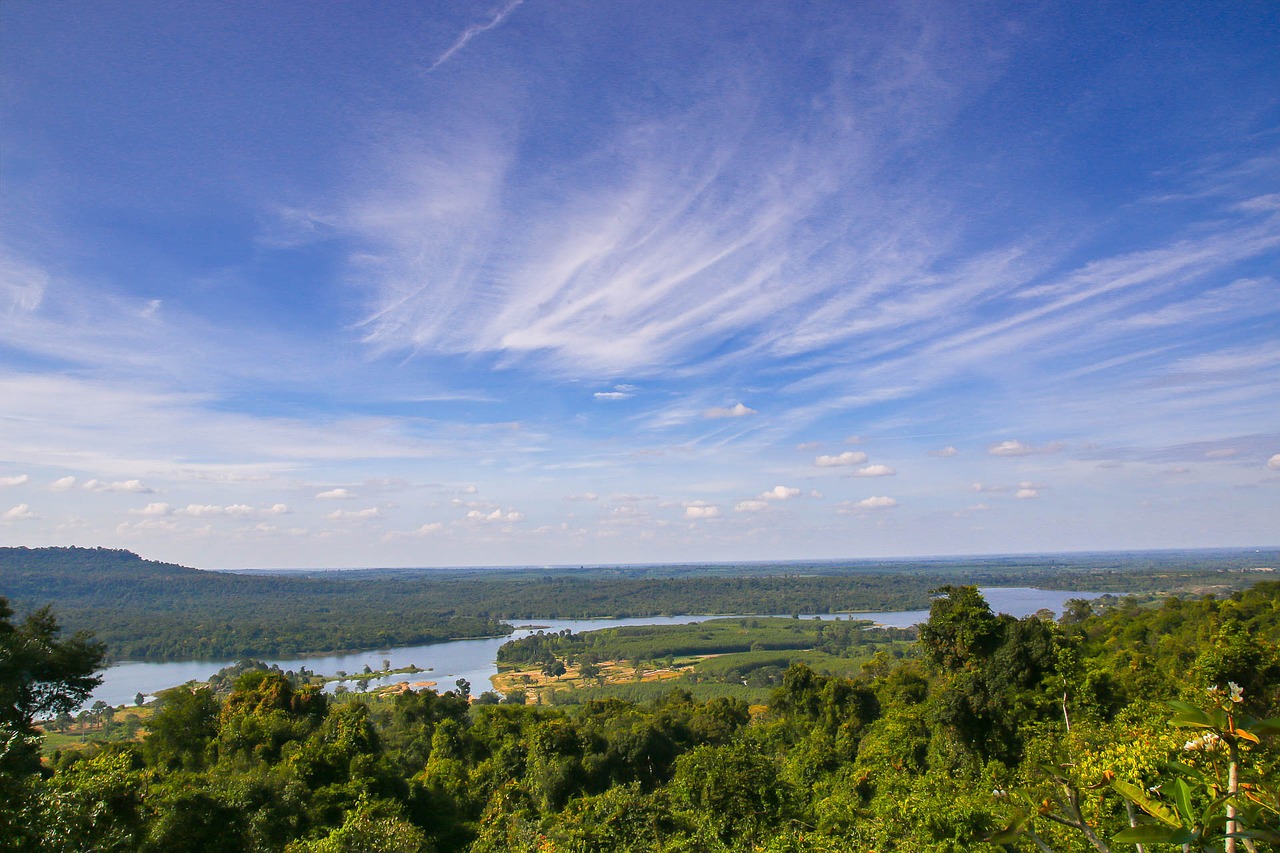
[3,580,1279,851]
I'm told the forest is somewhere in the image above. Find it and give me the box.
[2,577,1279,852]
[2,546,1273,661]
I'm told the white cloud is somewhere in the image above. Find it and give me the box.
[49,476,77,491]
[564,493,599,502]
[383,522,446,541]
[761,485,801,500]
[130,502,172,516]
[684,504,721,519]
[838,496,898,513]
[3,503,38,520]
[988,440,1035,457]
[224,504,257,517]
[844,435,863,444]
[0,474,29,487]
[84,478,154,493]
[814,451,868,468]
[267,503,292,515]
[703,403,757,419]
[928,446,958,457]
[326,507,383,521]
[1269,453,1280,470]
[467,508,525,522]
[1016,488,1040,499]
[180,504,224,516]
[796,441,821,451]
[971,482,1009,493]
[853,464,896,477]
[594,391,631,401]
[734,500,769,512]
[316,488,355,500]
[1204,448,1237,458]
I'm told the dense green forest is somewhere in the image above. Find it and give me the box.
[3,546,1274,661]
[3,580,1278,851]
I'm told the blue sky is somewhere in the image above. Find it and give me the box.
[2,1,1277,569]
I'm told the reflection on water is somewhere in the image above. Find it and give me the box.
[86,587,1099,708]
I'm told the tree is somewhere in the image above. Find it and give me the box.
[0,597,105,771]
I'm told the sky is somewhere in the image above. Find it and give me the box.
[1,1,1278,570]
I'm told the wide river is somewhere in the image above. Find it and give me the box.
[86,587,1097,708]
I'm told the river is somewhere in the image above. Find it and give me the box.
[85,587,1098,708]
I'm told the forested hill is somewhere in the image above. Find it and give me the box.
[3,546,1275,662]
[0,547,512,661]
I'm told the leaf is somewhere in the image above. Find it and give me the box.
[1165,760,1208,784]
[1172,778,1194,825]
[986,811,1031,845]
[1168,699,1207,718]
[1112,779,1183,829]
[1231,726,1261,744]
[1113,825,1196,844]
[1169,712,1216,729]
[1250,716,1280,735]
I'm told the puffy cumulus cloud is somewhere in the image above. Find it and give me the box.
[130,502,172,516]
[180,504,224,516]
[928,446,958,458]
[853,464,896,477]
[467,508,525,522]
[0,474,29,487]
[266,504,292,515]
[564,493,600,502]
[325,507,383,521]
[761,485,801,500]
[84,479,154,493]
[734,500,769,512]
[683,501,721,519]
[3,503,38,520]
[989,440,1035,457]
[814,451,868,468]
[50,476,77,491]
[837,496,898,513]
[703,403,757,419]
[316,488,355,499]
[1016,488,1040,499]
[1270,453,1280,470]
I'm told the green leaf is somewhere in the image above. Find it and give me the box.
[1113,825,1196,845]
[1168,699,1206,717]
[1172,778,1194,825]
[1249,716,1280,735]
[1112,779,1183,829]
[986,811,1030,845]
[1169,713,1216,729]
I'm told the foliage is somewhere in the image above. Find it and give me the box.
[5,570,1280,852]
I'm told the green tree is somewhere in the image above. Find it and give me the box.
[0,597,105,774]
[144,685,220,770]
